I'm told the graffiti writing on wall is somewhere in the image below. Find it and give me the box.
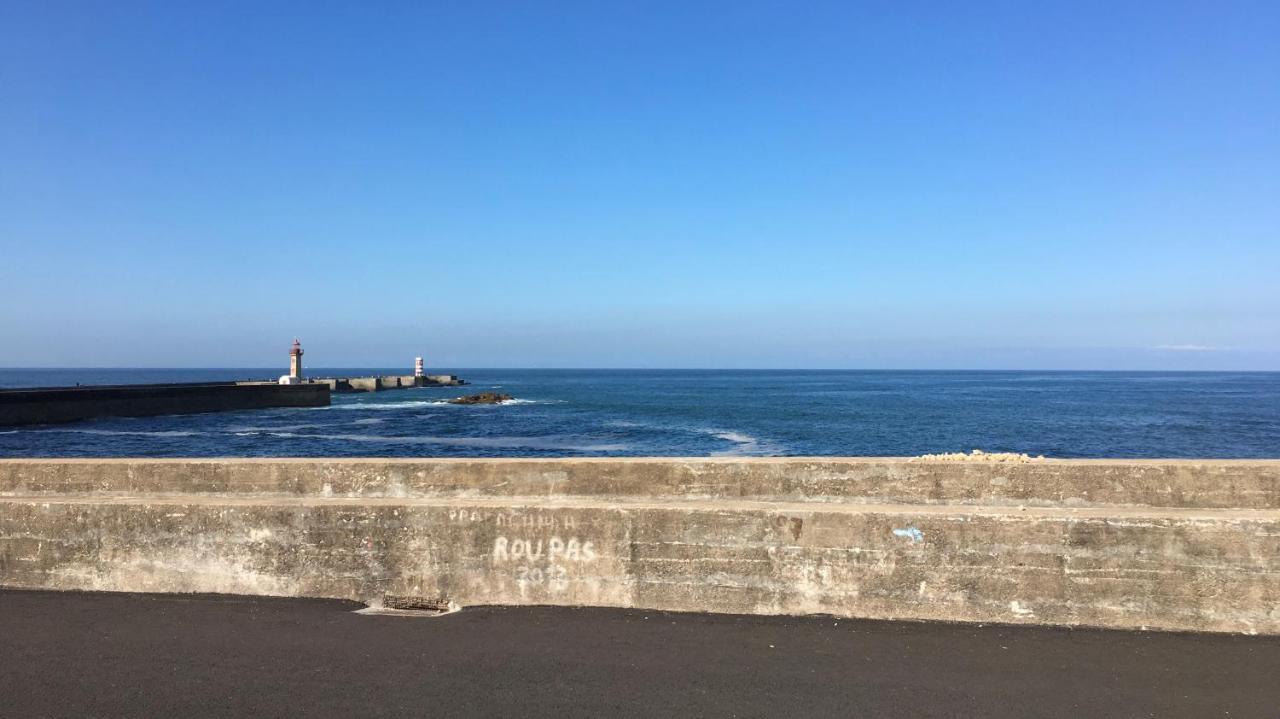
[447,508,578,532]
[493,536,598,590]
[493,536,596,563]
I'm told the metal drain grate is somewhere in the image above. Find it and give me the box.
[383,594,452,612]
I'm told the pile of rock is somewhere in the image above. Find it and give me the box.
[447,393,514,405]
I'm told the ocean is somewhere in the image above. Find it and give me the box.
[1,369,1278,459]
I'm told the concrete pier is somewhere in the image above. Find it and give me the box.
[312,374,466,393]
[1,458,1277,633]
[0,371,465,426]
[0,382,330,427]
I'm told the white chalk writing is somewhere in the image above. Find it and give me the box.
[492,536,597,563]
[495,514,578,531]
[446,509,577,532]
[493,535,598,590]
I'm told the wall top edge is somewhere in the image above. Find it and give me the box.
[1,457,1279,466]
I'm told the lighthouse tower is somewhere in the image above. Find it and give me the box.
[290,339,305,379]
[279,339,305,385]
[414,357,424,378]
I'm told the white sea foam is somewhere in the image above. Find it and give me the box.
[696,427,783,456]
[332,396,552,409]
[600,419,783,456]
[329,401,441,411]
[429,397,559,407]
[262,431,627,452]
[352,418,386,425]
[42,429,200,438]
[226,423,324,433]
[708,432,765,456]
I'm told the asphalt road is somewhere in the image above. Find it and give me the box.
[1,589,1276,717]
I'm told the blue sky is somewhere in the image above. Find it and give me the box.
[1,1,1277,369]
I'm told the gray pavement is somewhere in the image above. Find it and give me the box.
[0,589,1276,717]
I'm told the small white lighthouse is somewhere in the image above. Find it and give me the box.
[414,357,424,378]
[279,339,305,385]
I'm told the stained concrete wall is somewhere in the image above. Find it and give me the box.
[0,459,1277,634]
[319,375,465,392]
[345,378,381,392]
[0,383,330,426]
[422,374,464,386]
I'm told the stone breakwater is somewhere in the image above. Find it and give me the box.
[0,458,1277,634]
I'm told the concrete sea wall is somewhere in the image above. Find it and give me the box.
[0,383,330,426]
[0,458,1277,633]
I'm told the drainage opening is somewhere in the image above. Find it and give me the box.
[382,594,453,613]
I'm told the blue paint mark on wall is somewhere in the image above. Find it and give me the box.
[892,527,924,543]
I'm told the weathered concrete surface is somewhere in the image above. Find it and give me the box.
[3,458,1276,508]
[1,459,1277,634]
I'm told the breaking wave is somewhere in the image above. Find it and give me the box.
[225,423,325,433]
[261,431,628,452]
[431,397,559,407]
[603,420,784,456]
[699,428,778,456]
[328,401,441,411]
[678,426,786,456]
[322,396,556,412]
[40,428,201,438]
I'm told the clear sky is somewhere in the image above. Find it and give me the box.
[1,2,1277,369]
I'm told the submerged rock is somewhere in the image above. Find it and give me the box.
[447,392,514,405]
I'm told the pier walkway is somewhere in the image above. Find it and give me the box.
[1,589,1275,717]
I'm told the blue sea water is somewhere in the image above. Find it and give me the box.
[1,369,1278,459]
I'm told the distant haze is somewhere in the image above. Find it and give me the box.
[1,3,1277,370]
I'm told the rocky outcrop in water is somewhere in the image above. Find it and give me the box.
[447,393,513,405]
